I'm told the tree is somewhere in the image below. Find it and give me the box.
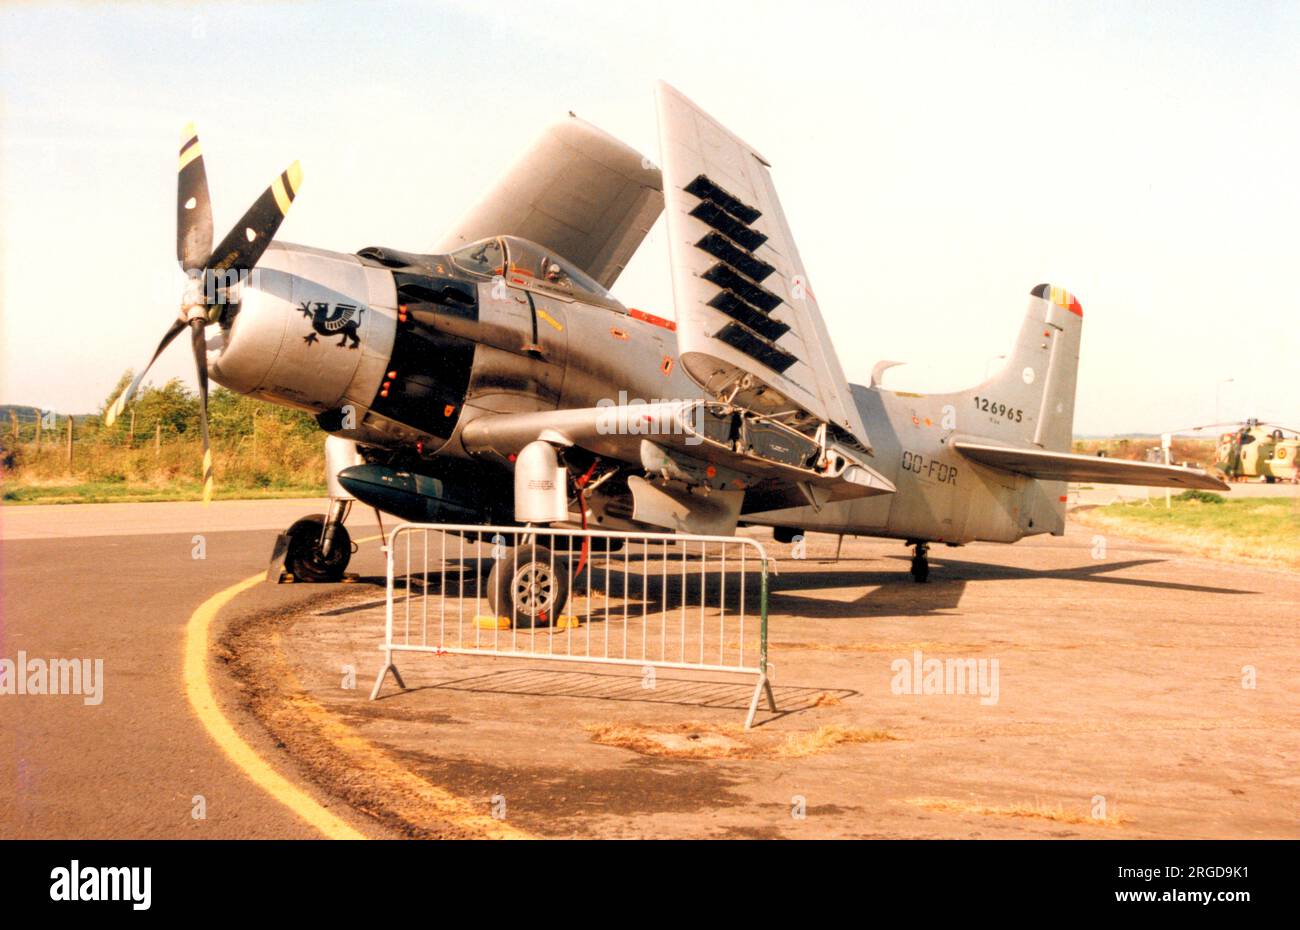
[133,379,199,437]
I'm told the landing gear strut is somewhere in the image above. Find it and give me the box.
[908,540,930,583]
[283,500,353,582]
[269,435,362,583]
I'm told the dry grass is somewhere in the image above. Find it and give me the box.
[2,421,325,504]
[905,796,1129,827]
[776,724,899,758]
[587,721,900,760]
[586,721,752,759]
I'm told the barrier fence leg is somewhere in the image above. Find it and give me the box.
[370,649,406,700]
[371,538,406,700]
[744,672,779,730]
[745,674,765,730]
[743,561,777,728]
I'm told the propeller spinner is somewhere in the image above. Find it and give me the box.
[105,123,302,503]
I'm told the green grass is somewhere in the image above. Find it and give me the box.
[1075,496,1300,570]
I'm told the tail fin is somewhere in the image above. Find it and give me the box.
[962,284,1082,452]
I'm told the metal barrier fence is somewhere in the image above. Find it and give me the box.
[370,523,777,728]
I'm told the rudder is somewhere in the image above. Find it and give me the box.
[962,284,1082,453]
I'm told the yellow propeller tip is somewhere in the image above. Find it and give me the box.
[286,160,304,194]
[181,121,197,142]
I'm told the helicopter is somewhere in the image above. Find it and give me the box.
[1199,420,1300,483]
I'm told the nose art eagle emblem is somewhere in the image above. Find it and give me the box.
[299,300,363,348]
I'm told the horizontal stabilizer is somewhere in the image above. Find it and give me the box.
[952,441,1229,491]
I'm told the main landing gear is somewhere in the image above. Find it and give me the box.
[485,544,571,628]
[908,540,930,584]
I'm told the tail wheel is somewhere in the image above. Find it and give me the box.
[486,546,570,628]
[909,540,930,583]
[285,514,351,582]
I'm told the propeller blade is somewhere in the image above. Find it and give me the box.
[190,320,214,505]
[177,123,214,274]
[206,161,303,290]
[104,319,187,427]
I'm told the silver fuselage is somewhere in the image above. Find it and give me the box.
[209,240,1063,547]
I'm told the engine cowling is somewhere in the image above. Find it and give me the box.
[210,242,396,417]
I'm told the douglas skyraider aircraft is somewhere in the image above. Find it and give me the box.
[107,82,1226,619]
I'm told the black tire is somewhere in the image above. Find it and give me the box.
[910,558,930,584]
[285,514,351,583]
[486,545,570,628]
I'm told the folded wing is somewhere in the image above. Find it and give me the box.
[655,82,870,450]
[433,115,662,290]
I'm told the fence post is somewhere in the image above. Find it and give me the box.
[760,561,769,680]
[155,422,161,458]
[66,416,73,470]
[35,408,42,450]
[745,557,777,729]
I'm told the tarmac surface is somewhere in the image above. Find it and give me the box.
[2,498,1297,838]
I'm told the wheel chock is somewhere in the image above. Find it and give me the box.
[556,615,582,630]
[266,532,291,583]
[475,615,512,630]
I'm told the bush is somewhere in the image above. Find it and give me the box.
[3,374,327,497]
[1175,489,1225,504]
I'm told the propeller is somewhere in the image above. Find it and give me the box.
[105,123,302,503]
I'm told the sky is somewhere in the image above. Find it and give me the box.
[2,0,1298,435]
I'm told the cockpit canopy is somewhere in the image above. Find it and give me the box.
[449,236,614,302]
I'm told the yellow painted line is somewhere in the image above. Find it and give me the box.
[184,533,532,839]
[184,570,367,839]
[537,308,563,332]
[276,645,533,840]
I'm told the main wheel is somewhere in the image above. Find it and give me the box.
[285,514,351,583]
[910,556,930,583]
[486,546,570,628]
